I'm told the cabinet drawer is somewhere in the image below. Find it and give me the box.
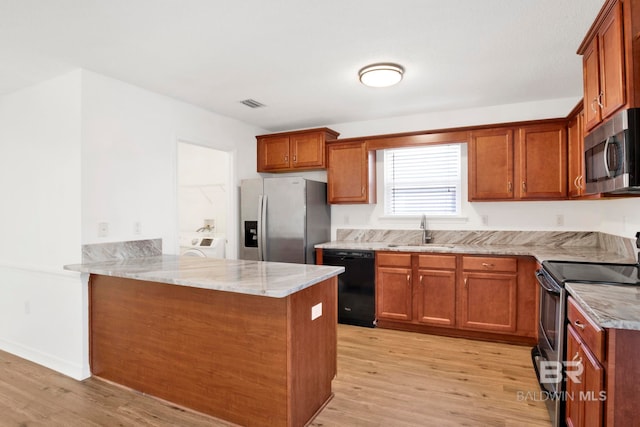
[567,297,605,362]
[418,254,456,270]
[462,256,517,272]
[377,252,412,267]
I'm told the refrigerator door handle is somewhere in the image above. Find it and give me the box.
[259,195,267,261]
[257,195,264,261]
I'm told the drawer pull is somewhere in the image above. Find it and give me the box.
[481,262,494,268]
[574,320,586,330]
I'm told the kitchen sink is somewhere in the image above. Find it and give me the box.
[386,243,455,249]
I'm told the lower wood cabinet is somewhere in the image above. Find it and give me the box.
[376,253,412,321]
[416,254,457,327]
[460,256,518,333]
[376,252,536,343]
[566,296,606,427]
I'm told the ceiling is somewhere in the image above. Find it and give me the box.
[0,0,605,132]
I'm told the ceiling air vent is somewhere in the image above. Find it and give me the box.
[240,99,266,108]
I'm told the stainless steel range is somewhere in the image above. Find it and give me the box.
[532,260,640,427]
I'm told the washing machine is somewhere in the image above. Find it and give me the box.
[179,233,225,258]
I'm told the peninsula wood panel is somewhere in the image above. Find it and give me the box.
[89,274,337,427]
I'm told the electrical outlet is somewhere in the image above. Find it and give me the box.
[556,214,564,226]
[134,221,142,235]
[98,222,109,237]
[481,215,489,226]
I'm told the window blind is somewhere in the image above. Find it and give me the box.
[384,144,461,216]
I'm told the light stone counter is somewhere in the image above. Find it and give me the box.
[317,241,635,264]
[566,283,640,330]
[64,255,344,298]
[316,228,637,264]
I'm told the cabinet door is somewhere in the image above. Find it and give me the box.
[568,111,585,198]
[566,325,583,427]
[376,267,412,321]
[416,268,456,327]
[565,325,605,427]
[257,135,290,171]
[327,142,374,204]
[459,272,517,333]
[290,132,324,169]
[468,129,514,200]
[583,38,602,131]
[598,1,625,121]
[517,124,567,199]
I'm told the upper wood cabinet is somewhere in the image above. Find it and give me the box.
[469,122,567,201]
[580,1,625,131]
[578,0,640,133]
[256,127,339,172]
[468,128,515,200]
[517,124,567,199]
[327,140,376,204]
[566,104,599,199]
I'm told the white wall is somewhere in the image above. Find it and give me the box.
[0,69,266,380]
[81,71,265,258]
[0,71,86,379]
[326,98,640,240]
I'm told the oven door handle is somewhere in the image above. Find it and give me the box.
[535,270,561,295]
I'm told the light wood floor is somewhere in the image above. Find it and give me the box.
[0,325,550,426]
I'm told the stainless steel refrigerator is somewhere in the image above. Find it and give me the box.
[239,177,330,264]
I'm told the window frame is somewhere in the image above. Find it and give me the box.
[382,143,463,217]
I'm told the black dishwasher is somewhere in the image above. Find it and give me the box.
[322,249,376,328]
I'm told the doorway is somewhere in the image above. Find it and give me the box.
[177,141,231,257]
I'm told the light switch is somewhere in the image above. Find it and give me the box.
[311,302,322,320]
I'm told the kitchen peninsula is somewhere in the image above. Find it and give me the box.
[64,255,344,427]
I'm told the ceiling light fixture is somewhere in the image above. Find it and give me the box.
[358,63,404,88]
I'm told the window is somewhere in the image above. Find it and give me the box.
[384,144,462,216]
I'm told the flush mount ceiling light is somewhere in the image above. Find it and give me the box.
[358,63,404,88]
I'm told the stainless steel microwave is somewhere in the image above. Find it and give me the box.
[584,108,640,195]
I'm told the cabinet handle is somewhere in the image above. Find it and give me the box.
[578,175,583,189]
[284,155,288,162]
[591,98,598,113]
[419,275,423,285]
[464,277,468,288]
[522,181,526,192]
[597,91,604,109]
[292,155,297,163]
[407,274,411,284]
[508,181,513,192]
[481,262,494,269]
[574,320,586,330]
[573,176,579,190]
[361,186,365,196]
[572,351,580,362]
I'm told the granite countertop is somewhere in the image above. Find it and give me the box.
[566,283,640,330]
[316,241,636,264]
[64,255,344,298]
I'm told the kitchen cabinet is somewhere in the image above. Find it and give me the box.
[469,122,567,201]
[416,254,457,327]
[375,252,536,343]
[567,105,587,198]
[468,128,514,200]
[517,123,567,199]
[256,127,339,172]
[580,0,625,132]
[376,253,412,321]
[327,140,376,204]
[459,256,517,333]
[565,297,606,427]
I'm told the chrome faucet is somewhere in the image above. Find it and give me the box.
[420,214,432,244]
